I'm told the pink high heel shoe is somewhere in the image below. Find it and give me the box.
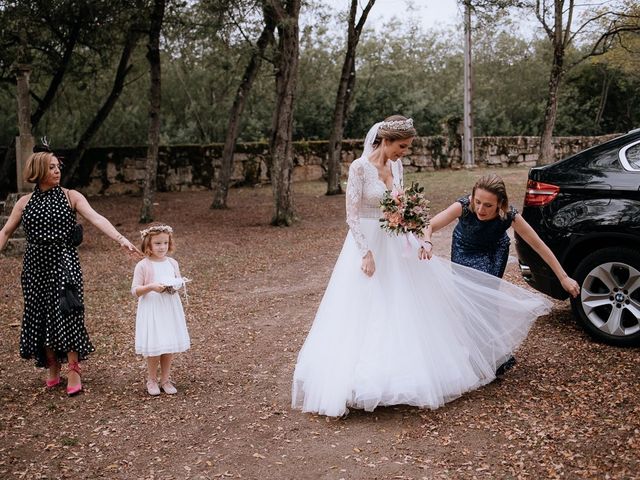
[66,361,83,396]
[45,358,61,389]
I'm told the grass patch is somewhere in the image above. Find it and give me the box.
[61,437,78,447]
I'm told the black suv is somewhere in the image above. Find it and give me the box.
[515,129,640,347]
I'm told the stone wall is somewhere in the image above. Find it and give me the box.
[2,134,620,196]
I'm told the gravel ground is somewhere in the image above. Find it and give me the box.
[0,172,638,479]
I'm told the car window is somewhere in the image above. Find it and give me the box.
[625,143,640,169]
[585,149,620,169]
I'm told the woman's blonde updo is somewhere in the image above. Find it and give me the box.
[373,115,417,148]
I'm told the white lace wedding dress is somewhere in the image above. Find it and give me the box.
[291,156,552,417]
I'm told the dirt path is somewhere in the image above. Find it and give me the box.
[1,173,638,479]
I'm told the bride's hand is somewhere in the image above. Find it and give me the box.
[361,251,375,277]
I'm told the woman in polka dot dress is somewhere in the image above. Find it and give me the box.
[0,146,139,396]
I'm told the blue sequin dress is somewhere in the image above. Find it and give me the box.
[451,196,517,278]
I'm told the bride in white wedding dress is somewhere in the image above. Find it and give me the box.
[291,116,552,417]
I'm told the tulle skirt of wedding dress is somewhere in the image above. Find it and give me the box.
[291,219,552,417]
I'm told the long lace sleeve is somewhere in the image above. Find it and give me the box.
[346,160,370,257]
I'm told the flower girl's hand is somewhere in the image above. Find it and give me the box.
[150,283,166,293]
[361,251,375,277]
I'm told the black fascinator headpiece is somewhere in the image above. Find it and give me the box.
[33,136,53,154]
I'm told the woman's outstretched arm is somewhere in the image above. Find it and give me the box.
[511,214,580,297]
[69,189,141,257]
[420,201,463,260]
[0,195,30,251]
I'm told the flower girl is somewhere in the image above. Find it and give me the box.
[131,223,190,395]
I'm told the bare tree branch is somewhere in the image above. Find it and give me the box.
[572,23,640,67]
[355,0,376,33]
[562,0,574,48]
[535,0,555,39]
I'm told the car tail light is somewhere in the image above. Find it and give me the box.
[524,180,560,206]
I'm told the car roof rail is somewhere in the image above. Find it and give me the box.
[628,127,640,134]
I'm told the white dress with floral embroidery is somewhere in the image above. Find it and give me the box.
[134,259,190,357]
[291,156,552,417]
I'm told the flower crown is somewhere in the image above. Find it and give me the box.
[140,224,173,239]
[379,118,414,132]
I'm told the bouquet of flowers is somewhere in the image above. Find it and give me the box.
[379,182,430,237]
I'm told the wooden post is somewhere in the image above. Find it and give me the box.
[462,1,474,167]
[15,64,33,193]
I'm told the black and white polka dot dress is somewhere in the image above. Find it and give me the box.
[20,184,95,368]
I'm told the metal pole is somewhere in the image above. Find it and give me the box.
[463,0,474,167]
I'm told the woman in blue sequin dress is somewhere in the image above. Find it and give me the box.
[423,174,580,374]
[424,174,579,296]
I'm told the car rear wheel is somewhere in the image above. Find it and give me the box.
[571,247,640,347]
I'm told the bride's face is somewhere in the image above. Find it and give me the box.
[383,137,414,161]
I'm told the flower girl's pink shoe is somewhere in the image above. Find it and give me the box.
[147,380,161,396]
[160,381,177,395]
[66,361,83,396]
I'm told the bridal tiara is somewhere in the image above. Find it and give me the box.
[379,118,414,131]
[140,224,173,239]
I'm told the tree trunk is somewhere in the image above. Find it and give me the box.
[140,0,165,224]
[211,6,276,210]
[533,0,640,163]
[538,57,563,165]
[268,0,301,226]
[65,26,141,183]
[326,0,375,196]
[462,0,474,167]
[537,0,566,166]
